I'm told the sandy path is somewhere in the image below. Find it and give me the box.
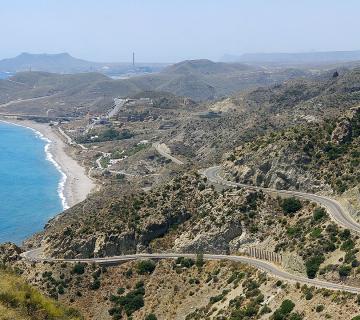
[0,118,96,208]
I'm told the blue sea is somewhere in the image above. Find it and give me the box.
[0,72,14,79]
[0,122,64,244]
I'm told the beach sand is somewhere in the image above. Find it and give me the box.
[1,118,96,208]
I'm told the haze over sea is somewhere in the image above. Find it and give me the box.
[0,122,63,243]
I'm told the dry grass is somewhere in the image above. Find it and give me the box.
[0,268,82,320]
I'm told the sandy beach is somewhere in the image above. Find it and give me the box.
[0,118,96,209]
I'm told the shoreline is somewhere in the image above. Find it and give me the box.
[0,118,96,209]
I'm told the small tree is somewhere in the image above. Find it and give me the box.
[279,299,295,314]
[305,255,325,278]
[137,260,156,275]
[281,197,302,214]
[72,263,86,275]
[339,265,352,277]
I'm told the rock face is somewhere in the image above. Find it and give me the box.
[331,119,352,144]
[37,173,270,259]
[223,106,360,195]
[43,209,190,258]
[0,243,22,263]
[223,145,326,193]
[173,216,242,254]
[331,105,360,144]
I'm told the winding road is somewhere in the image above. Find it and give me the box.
[21,165,360,294]
[202,166,360,233]
[21,250,360,293]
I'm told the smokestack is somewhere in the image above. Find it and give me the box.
[132,52,135,66]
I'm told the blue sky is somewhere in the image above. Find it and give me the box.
[1,0,359,62]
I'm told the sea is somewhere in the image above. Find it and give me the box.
[0,72,14,79]
[0,121,65,244]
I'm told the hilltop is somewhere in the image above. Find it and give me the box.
[0,52,101,73]
[0,59,314,117]
[0,52,167,76]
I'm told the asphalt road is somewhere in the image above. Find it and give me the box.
[20,165,360,294]
[202,166,360,233]
[20,250,360,293]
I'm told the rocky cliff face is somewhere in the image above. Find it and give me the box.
[223,105,360,194]
[34,173,276,258]
[42,206,191,259]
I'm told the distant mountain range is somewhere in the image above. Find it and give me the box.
[221,50,360,65]
[0,52,167,76]
[0,58,315,117]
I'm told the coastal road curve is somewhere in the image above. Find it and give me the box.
[21,250,360,293]
[202,166,360,233]
[21,165,360,294]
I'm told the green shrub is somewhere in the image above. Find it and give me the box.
[116,282,145,316]
[175,257,194,268]
[137,260,156,275]
[117,287,125,295]
[279,299,295,314]
[305,255,325,278]
[305,292,313,300]
[316,305,324,312]
[90,279,101,290]
[145,314,157,320]
[340,229,351,240]
[271,299,296,320]
[58,285,65,294]
[289,313,303,320]
[281,197,302,214]
[341,239,355,251]
[339,265,352,277]
[310,228,322,238]
[72,263,86,275]
[313,208,326,221]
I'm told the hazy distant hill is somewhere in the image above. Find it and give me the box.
[132,59,311,101]
[0,59,315,116]
[0,52,167,75]
[162,59,253,75]
[0,52,101,73]
[221,50,360,65]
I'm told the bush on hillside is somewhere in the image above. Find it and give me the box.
[281,197,302,214]
[136,260,156,275]
[305,255,325,279]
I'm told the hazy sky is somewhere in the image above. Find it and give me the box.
[1,0,359,62]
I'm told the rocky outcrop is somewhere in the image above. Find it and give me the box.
[173,216,242,254]
[223,150,328,193]
[222,106,360,194]
[43,209,191,258]
[0,242,22,263]
[331,105,360,144]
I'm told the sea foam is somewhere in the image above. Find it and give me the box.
[0,120,69,210]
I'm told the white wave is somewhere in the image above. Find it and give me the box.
[0,120,69,210]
